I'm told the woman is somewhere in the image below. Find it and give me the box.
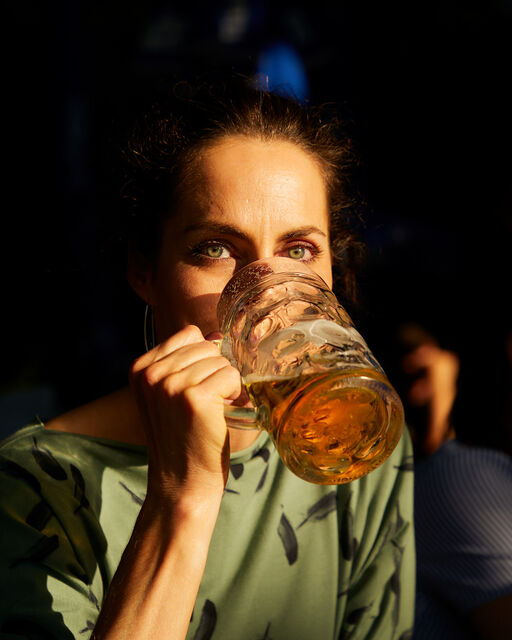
[0,78,414,639]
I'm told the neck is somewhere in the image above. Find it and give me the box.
[228,427,261,451]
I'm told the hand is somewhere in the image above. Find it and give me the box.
[402,343,459,456]
[129,324,242,502]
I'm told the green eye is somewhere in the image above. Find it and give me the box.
[206,245,225,258]
[288,246,306,259]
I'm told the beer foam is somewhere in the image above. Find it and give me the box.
[259,318,365,354]
[294,319,364,345]
[243,371,295,384]
[246,318,373,381]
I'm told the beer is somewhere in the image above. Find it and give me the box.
[245,368,403,484]
[218,258,405,483]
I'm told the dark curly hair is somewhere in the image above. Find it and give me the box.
[120,75,365,306]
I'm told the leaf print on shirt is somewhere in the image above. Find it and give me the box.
[394,501,405,534]
[192,599,217,640]
[375,501,405,561]
[277,513,298,565]
[230,463,244,479]
[255,465,269,492]
[31,438,67,480]
[297,490,337,528]
[119,481,145,505]
[10,533,59,568]
[252,447,270,463]
[88,588,100,611]
[79,620,95,634]
[394,455,414,472]
[0,458,42,493]
[340,492,358,561]
[26,500,53,531]
[71,464,90,513]
[390,540,405,629]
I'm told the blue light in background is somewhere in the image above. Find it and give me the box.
[256,41,309,102]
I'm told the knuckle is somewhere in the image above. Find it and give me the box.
[128,360,140,383]
[204,340,221,356]
[181,385,201,409]
[183,324,204,340]
[129,357,148,386]
[141,364,161,388]
[225,363,241,383]
[129,353,145,377]
[161,373,180,398]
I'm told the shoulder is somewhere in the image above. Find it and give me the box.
[0,422,148,580]
[1,421,147,474]
[415,441,512,611]
[415,440,512,534]
[0,422,148,522]
[416,439,511,482]
[0,423,143,637]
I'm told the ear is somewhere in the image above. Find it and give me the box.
[127,252,155,305]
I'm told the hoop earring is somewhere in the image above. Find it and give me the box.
[144,304,156,351]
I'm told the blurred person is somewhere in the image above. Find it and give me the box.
[397,323,512,640]
[0,78,415,639]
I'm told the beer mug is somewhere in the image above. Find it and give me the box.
[218,258,404,484]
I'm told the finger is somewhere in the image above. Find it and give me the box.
[183,363,243,406]
[162,357,241,400]
[140,341,223,387]
[131,324,205,374]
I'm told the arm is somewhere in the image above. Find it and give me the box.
[92,487,222,639]
[91,325,241,639]
[402,342,459,456]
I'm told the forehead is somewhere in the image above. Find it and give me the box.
[176,135,329,227]
[200,135,325,193]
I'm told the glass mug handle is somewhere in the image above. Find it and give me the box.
[223,404,260,429]
[212,339,261,430]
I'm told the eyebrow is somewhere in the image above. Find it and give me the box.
[279,226,328,241]
[183,221,327,242]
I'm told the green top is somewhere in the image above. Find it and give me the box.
[0,423,415,639]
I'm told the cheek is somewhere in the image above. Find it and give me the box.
[314,254,333,289]
[155,268,225,336]
[180,290,223,333]
[321,269,333,289]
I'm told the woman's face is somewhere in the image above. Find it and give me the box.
[132,135,333,340]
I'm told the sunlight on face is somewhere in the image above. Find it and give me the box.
[144,136,333,340]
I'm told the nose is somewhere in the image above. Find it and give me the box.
[233,256,268,274]
[233,238,278,272]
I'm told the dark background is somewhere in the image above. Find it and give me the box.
[2,0,511,445]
